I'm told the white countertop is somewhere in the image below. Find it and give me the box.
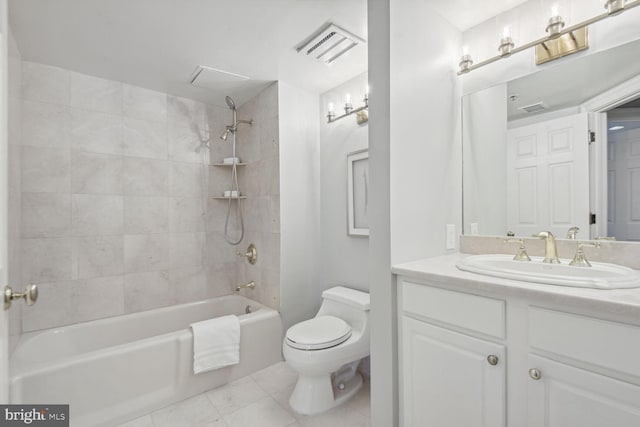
[392,253,640,320]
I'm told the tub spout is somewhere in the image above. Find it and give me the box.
[236,281,255,292]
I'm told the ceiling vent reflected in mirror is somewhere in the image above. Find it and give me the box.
[296,23,366,65]
[519,102,548,114]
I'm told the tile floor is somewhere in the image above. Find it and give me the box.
[117,362,371,427]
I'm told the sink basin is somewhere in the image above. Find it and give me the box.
[456,254,640,289]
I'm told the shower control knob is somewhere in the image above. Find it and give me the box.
[237,243,258,265]
[487,355,499,366]
[4,284,38,310]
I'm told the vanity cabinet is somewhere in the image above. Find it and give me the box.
[527,355,640,427]
[401,317,505,427]
[399,281,506,427]
[397,277,640,427]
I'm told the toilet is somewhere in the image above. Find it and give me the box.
[283,286,370,415]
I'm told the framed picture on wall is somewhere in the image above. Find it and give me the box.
[347,149,370,237]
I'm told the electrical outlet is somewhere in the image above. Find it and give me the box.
[446,224,456,249]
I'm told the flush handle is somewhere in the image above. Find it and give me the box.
[4,284,38,310]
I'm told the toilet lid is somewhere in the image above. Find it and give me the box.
[286,316,352,350]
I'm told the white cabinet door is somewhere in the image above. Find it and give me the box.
[401,317,505,427]
[507,113,590,237]
[527,355,640,427]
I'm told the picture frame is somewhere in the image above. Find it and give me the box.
[347,149,370,237]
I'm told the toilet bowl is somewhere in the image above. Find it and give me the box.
[283,286,370,415]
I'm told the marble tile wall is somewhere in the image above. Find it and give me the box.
[8,30,23,352]
[207,84,280,310]
[19,62,247,331]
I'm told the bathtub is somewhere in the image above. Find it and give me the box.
[10,295,282,427]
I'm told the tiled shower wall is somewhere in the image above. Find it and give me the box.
[19,62,265,331]
[8,30,23,351]
[208,84,280,310]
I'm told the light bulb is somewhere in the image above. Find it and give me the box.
[328,102,334,113]
[503,26,510,38]
[462,46,469,56]
[365,85,370,96]
[345,93,351,104]
[551,4,559,17]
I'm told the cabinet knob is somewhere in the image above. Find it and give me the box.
[487,355,499,366]
[529,368,542,380]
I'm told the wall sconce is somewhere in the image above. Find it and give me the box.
[458,0,639,75]
[327,87,369,125]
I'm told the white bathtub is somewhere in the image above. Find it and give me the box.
[10,295,282,427]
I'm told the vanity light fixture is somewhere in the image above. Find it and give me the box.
[546,4,565,39]
[459,46,473,74]
[326,87,369,125]
[498,27,515,57]
[458,0,640,75]
[605,0,626,15]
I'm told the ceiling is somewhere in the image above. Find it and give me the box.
[8,0,368,107]
[427,0,530,31]
[506,39,640,121]
[8,0,540,107]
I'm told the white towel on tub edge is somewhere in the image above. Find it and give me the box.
[190,314,241,374]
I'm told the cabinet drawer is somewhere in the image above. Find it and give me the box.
[401,281,505,339]
[528,307,640,378]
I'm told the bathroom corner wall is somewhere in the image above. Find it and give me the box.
[319,72,369,296]
[8,27,23,352]
[278,82,321,332]
[207,83,280,310]
[19,62,234,331]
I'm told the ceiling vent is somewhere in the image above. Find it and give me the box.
[296,23,366,65]
[519,102,548,114]
[190,66,249,91]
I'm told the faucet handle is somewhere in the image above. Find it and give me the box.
[569,242,601,267]
[504,238,532,262]
[566,226,580,240]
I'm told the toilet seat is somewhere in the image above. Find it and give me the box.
[285,316,352,350]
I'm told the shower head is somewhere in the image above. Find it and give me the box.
[220,126,234,141]
[225,96,236,110]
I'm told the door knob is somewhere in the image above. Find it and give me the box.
[4,284,38,310]
[487,355,499,365]
[529,368,542,380]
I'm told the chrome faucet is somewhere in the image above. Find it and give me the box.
[534,231,560,264]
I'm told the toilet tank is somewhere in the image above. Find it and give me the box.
[317,287,370,332]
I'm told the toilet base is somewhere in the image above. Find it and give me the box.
[289,371,363,415]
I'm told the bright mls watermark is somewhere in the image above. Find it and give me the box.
[0,405,68,426]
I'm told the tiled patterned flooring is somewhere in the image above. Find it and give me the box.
[117,362,371,427]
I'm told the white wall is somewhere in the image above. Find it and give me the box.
[367,0,393,424]
[368,0,462,425]
[278,82,321,332]
[390,2,463,264]
[463,84,507,235]
[319,72,369,293]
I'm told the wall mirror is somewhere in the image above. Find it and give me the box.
[462,38,640,242]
